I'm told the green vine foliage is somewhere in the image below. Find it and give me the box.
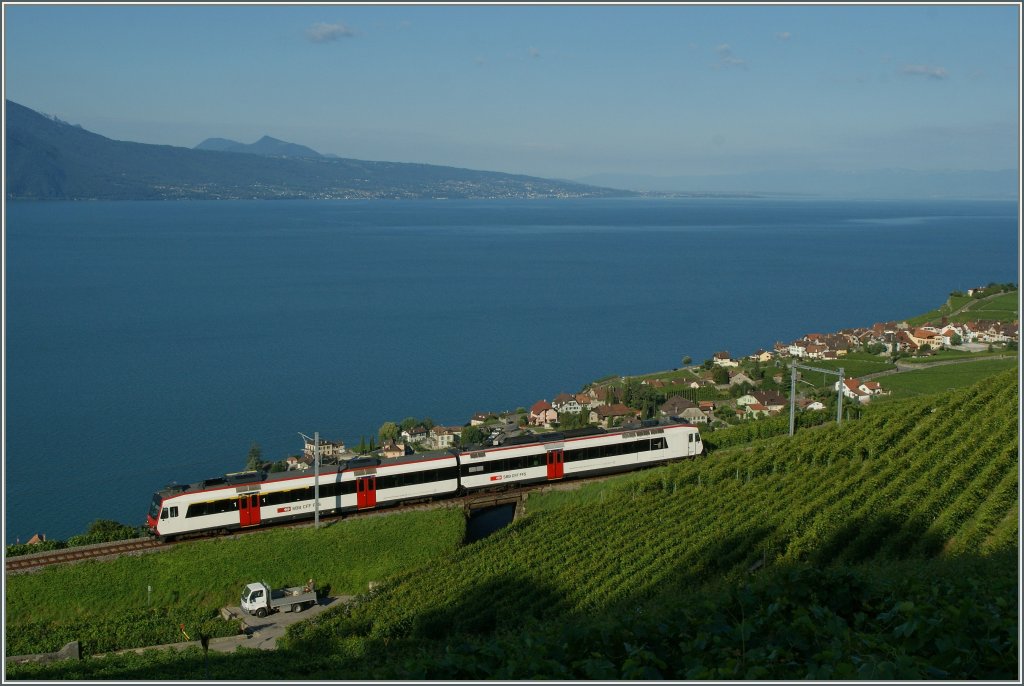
[6,369,1018,680]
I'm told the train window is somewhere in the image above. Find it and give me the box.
[186,503,206,518]
[636,439,651,453]
[467,465,483,473]
[652,437,667,450]
[169,507,179,518]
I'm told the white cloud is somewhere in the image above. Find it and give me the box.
[529,46,541,59]
[776,31,792,41]
[901,64,949,80]
[306,22,355,43]
[714,44,746,69]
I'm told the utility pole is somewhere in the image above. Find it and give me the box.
[789,362,845,436]
[298,431,321,528]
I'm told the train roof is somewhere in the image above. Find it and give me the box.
[153,419,697,497]
[459,417,691,452]
[155,449,459,497]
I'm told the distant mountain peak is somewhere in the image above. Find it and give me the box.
[194,134,323,159]
[6,99,631,201]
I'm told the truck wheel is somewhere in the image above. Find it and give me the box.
[292,603,303,613]
[255,608,267,618]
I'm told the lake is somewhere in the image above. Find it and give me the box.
[4,197,1019,540]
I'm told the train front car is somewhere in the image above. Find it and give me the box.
[146,492,163,536]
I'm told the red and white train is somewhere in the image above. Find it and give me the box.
[146,419,703,540]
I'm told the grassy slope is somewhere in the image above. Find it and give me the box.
[3,508,465,656]
[10,368,1018,680]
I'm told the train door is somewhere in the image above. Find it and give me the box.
[546,449,564,480]
[686,432,697,457]
[356,476,377,509]
[239,494,261,527]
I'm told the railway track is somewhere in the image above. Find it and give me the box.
[5,537,169,574]
[5,467,662,574]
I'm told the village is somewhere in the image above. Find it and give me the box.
[273,288,1018,473]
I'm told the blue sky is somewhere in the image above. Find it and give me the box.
[3,3,1020,180]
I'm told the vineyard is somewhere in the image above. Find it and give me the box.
[7,368,1019,680]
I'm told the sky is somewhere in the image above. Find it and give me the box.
[2,2,1021,181]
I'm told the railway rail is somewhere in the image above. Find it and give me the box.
[6,470,636,575]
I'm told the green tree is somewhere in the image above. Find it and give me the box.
[712,366,730,385]
[950,333,963,346]
[379,422,400,442]
[461,426,485,446]
[682,355,692,366]
[246,442,262,471]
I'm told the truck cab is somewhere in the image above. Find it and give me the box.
[240,581,316,618]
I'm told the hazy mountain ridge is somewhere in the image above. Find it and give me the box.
[194,135,324,159]
[5,101,633,201]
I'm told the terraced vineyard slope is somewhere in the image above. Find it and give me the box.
[8,369,1019,680]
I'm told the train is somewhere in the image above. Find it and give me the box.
[146,418,703,541]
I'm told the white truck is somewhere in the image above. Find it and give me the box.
[240,580,317,618]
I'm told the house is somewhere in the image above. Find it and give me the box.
[586,386,610,408]
[400,426,429,444]
[26,533,46,545]
[788,341,808,358]
[728,370,756,386]
[470,412,493,426]
[753,391,787,412]
[744,403,770,419]
[303,437,347,460]
[552,393,582,414]
[836,378,873,404]
[748,349,774,363]
[380,439,409,458]
[529,400,558,427]
[679,407,709,424]
[860,380,885,396]
[286,455,312,471]
[575,393,594,411]
[713,351,738,367]
[660,395,696,416]
[589,404,639,428]
[805,343,828,359]
[429,425,460,450]
[735,393,759,407]
[910,328,943,348]
[801,400,826,412]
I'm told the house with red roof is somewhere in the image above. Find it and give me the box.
[529,400,558,427]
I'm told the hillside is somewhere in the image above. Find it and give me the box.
[7,368,1018,679]
[4,100,633,201]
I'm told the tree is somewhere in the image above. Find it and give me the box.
[400,417,419,432]
[379,422,400,442]
[682,355,692,366]
[712,366,730,385]
[950,333,963,346]
[246,442,262,471]
[461,425,485,446]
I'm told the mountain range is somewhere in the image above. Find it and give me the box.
[4,101,632,201]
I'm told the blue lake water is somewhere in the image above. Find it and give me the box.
[4,197,1019,541]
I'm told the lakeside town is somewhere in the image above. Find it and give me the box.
[269,284,1018,473]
